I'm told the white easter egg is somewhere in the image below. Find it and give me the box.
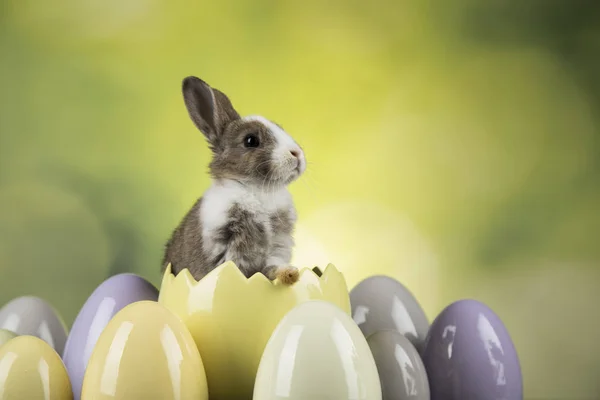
[254,300,382,399]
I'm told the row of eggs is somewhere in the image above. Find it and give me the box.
[0,263,523,399]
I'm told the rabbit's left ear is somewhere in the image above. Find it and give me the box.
[182,76,240,150]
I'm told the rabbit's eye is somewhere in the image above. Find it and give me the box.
[244,133,260,148]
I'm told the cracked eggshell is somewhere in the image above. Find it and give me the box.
[158,261,351,399]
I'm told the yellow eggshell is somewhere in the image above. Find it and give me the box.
[80,301,208,400]
[158,262,351,399]
[254,300,382,399]
[0,335,73,399]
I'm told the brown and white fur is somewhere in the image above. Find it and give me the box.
[161,76,306,285]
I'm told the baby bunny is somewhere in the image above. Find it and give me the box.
[161,76,306,285]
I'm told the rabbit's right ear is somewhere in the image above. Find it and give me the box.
[182,76,239,150]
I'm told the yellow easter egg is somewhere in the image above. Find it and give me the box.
[158,262,351,399]
[80,301,208,400]
[0,335,73,400]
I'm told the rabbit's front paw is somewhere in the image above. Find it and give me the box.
[266,265,299,285]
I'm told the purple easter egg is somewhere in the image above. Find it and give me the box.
[62,273,158,400]
[421,299,523,400]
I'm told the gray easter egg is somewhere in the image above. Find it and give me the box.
[0,329,18,347]
[350,275,430,352]
[367,330,430,400]
[0,296,68,354]
[421,299,523,400]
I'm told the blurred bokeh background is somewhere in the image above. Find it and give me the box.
[1,0,599,397]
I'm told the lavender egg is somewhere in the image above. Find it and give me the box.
[421,299,523,400]
[62,273,159,400]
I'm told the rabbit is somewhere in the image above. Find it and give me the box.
[161,76,306,285]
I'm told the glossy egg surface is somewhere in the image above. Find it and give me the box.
[0,296,68,354]
[367,330,430,400]
[62,273,158,400]
[421,299,523,400]
[159,261,351,399]
[254,300,382,399]
[81,300,208,400]
[0,335,73,399]
[350,276,429,353]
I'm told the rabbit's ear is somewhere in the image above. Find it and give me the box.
[182,76,239,149]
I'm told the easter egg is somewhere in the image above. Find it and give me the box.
[367,330,430,400]
[159,261,351,399]
[421,299,523,400]
[81,300,208,400]
[0,335,73,399]
[254,300,382,399]
[62,273,159,400]
[0,296,68,354]
[350,276,429,352]
[0,328,18,347]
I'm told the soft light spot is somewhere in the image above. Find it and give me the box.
[394,344,417,395]
[0,352,18,398]
[477,314,506,386]
[298,200,439,315]
[391,296,418,338]
[38,358,50,400]
[100,321,134,396]
[330,318,360,399]
[352,305,369,325]
[442,325,457,359]
[38,321,55,351]
[0,314,20,333]
[84,298,117,362]
[275,325,304,397]
[291,223,331,269]
[160,324,183,400]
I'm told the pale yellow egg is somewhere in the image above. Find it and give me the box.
[0,335,73,400]
[80,301,208,400]
[253,300,381,399]
[158,262,351,399]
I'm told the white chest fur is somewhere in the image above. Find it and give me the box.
[199,179,295,240]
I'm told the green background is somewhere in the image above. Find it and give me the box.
[1,0,599,397]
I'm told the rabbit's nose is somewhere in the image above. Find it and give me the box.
[290,148,306,173]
